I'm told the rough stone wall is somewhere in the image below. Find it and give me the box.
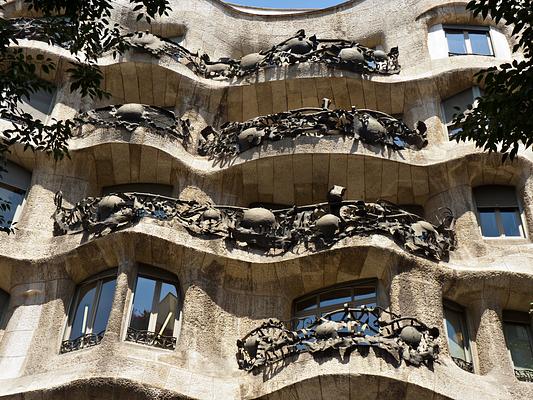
[0,0,532,399]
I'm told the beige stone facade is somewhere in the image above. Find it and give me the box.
[0,0,532,399]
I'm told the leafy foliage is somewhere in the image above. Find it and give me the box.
[0,0,171,232]
[452,0,533,161]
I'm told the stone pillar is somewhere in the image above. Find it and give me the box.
[468,297,515,378]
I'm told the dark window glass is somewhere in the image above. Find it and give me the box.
[504,323,533,369]
[469,31,492,55]
[130,276,156,331]
[127,273,181,349]
[444,307,470,361]
[0,289,9,325]
[0,162,31,229]
[293,281,377,334]
[500,209,522,237]
[0,186,25,229]
[478,209,499,237]
[446,30,467,54]
[63,271,117,353]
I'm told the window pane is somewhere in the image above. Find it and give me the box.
[445,308,470,361]
[478,209,500,237]
[92,278,116,334]
[504,323,533,369]
[0,289,9,324]
[469,31,492,55]
[69,282,97,339]
[18,88,55,121]
[354,287,377,306]
[130,276,156,331]
[0,186,25,229]
[443,88,476,124]
[500,209,522,237]
[295,315,316,330]
[155,282,179,337]
[319,289,352,308]
[446,30,467,54]
[295,296,317,313]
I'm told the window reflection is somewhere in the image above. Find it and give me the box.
[0,289,9,326]
[127,272,181,350]
[444,302,473,373]
[0,162,31,230]
[503,311,533,382]
[444,26,493,56]
[62,270,117,353]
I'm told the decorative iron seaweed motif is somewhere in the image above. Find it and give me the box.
[60,331,105,353]
[74,103,191,141]
[9,17,75,47]
[126,327,177,350]
[199,98,427,159]
[53,186,455,260]
[236,305,440,371]
[452,357,474,373]
[515,368,533,382]
[127,29,400,79]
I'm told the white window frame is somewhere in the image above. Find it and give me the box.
[473,186,527,240]
[443,25,494,57]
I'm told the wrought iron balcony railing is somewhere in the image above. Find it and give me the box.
[199,98,427,159]
[128,29,401,79]
[237,305,440,371]
[53,185,455,260]
[74,103,191,142]
[452,356,474,373]
[126,326,177,350]
[515,368,533,382]
[60,330,105,353]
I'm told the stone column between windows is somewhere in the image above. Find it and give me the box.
[102,258,137,344]
[467,297,515,378]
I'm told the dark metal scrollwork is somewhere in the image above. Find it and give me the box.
[128,29,401,79]
[515,368,533,382]
[452,357,474,373]
[126,327,177,350]
[199,98,427,159]
[74,104,190,142]
[53,186,455,260]
[236,305,440,371]
[60,331,105,353]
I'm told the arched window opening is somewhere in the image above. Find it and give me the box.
[443,300,474,373]
[502,310,533,382]
[292,280,378,334]
[126,266,182,350]
[473,186,525,238]
[0,161,31,231]
[61,269,117,353]
[441,86,483,137]
[0,289,9,327]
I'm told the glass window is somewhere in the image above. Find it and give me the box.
[0,289,9,326]
[127,269,182,350]
[0,161,31,230]
[503,311,533,382]
[444,302,473,372]
[61,270,117,353]
[441,87,483,137]
[444,26,493,57]
[473,186,525,238]
[293,280,378,335]
[18,87,57,121]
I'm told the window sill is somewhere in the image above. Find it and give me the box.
[482,237,529,244]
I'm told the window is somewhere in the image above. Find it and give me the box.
[126,266,182,350]
[444,25,494,56]
[503,311,533,382]
[0,161,31,230]
[18,87,57,122]
[293,280,377,333]
[441,86,483,137]
[473,186,525,238]
[0,289,9,327]
[102,183,173,197]
[61,269,117,353]
[443,301,473,373]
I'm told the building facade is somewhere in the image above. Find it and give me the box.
[0,0,532,399]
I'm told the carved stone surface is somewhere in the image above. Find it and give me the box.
[74,104,191,141]
[199,98,427,159]
[128,30,401,79]
[53,186,455,260]
[236,305,440,371]
[60,331,105,353]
